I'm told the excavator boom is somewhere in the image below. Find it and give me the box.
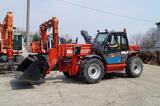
[0,12,13,59]
[16,17,59,83]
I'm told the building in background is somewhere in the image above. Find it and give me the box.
[155,22,160,48]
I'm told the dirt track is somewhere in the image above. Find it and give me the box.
[0,64,160,106]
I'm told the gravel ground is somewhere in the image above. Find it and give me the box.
[0,64,160,106]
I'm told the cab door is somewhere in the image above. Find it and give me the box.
[103,33,129,71]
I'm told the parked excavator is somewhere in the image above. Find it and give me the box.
[12,28,26,64]
[31,30,78,54]
[0,12,25,72]
[0,12,13,64]
[16,17,143,84]
[31,24,57,54]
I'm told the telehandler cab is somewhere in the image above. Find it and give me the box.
[16,17,143,84]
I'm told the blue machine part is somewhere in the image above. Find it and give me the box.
[105,57,121,64]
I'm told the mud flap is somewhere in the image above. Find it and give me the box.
[16,54,49,83]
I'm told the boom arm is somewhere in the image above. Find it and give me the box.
[39,17,59,53]
[1,12,13,49]
[0,12,13,58]
[39,17,59,74]
[40,23,48,53]
[0,23,1,39]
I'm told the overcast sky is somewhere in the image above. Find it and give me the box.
[0,0,160,42]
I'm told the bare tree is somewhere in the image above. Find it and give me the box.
[140,28,158,48]
[130,33,143,45]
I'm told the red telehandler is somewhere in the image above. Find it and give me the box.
[16,17,143,84]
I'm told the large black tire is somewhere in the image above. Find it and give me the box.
[80,58,104,84]
[126,57,143,78]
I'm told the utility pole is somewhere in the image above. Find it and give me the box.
[26,0,30,50]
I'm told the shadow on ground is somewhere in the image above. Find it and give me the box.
[103,73,127,80]
[46,73,128,85]
[10,80,34,90]
[10,73,128,89]
[46,75,85,85]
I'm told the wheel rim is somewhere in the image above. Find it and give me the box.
[131,62,141,74]
[88,63,101,79]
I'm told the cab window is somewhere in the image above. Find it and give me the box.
[107,34,121,52]
[94,33,107,46]
[121,35,128,51]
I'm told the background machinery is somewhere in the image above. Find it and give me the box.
[81,30,93,44]
[12,28,26,64]
[140,48,160,65]
[0,12,26,72]
[140,23,160,65]
[31,25,55,54]
[0,12,14,71]
[16,17,143,84]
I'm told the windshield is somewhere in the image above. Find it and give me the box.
[94,33,107,45]
[13,35,22,50]
[47,35,54,49]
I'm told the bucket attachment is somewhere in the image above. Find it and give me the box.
[16,54,49,83]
